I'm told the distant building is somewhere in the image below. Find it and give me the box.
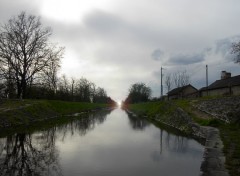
[167,84,198,100]
[200,71,240,97]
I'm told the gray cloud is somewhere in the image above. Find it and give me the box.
[0,0,40,22]
[168,53,205,65]
[1,0,240,100]
[215,36,240,61]
[151,49,164,61]
[84,11,124,34]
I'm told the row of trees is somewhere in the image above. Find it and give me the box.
[0,12,113,104]
[43,75,114,103]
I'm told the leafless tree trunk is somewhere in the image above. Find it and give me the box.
[165,73,172,92]
[71,77,75,101]
[232,41,240,63]
[173,70,190,88]
[42,47,63,94]
[0,12,63,99]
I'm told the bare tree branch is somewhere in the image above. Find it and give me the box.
[232,41,240,63]
[0,12,63,98]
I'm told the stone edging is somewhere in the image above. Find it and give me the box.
[199,126,229,176]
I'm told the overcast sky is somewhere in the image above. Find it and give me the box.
[1,0,240,102]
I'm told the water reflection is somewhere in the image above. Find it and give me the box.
[126,112,150,130]
[0,133,62,176]
[0,109,203,176]
[126,111,203,164]
[0,109,112,176]
[57,110,111,139]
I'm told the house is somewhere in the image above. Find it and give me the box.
[200,71,240,97]
[167,84,198,100]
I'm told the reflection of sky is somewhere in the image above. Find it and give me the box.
[55,109,204,176]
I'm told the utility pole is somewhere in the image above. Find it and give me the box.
[161,66,163,97]
[206,65,208,95]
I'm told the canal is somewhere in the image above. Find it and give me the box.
[0,108,204,176]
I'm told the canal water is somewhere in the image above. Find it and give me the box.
[0,108,204,176]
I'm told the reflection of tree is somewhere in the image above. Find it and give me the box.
[0,133,62,176]
[56,109,111,141]
[127,113,150,131]
[0,109,112,175]
[165,133,189,153]
[0,138,4,155]
[151,130,191,162]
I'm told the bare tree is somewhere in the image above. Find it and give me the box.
[179,70,190,86]
[165,73,172,92]
[0,12,63,99]
[71,77,75,100]
[232,41,240,63]
[41,47,63,94]
[173,70,190,88]
[173,72,180,88]
[61,74,70,94]
[90,82,96,103]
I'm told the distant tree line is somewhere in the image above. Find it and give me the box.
[0,12,114,104]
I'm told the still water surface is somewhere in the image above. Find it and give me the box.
[0,108,204,176]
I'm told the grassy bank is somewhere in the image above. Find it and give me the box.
[0,99,110,128]
[127,101,195,134]
[127,99,240,176]
[175,99,240,176]
[127,101,175,117]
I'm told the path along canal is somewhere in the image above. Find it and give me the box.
[0,108,204,176]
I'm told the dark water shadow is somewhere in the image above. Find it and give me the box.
[0,108,114,138]
[124,109,204,168]
[124,110,205,145]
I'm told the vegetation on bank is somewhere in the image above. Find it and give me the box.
[175,98,240,176]
[126,101,174,118]
[0,99,110,128]
[126,98,240,176]
[0,12,115,106]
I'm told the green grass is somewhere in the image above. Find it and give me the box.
[128,99,240,176]
[128,101,175,117]
[0,99,109,128]
[174,99,240,176]
[127,101,195,135]
[173,99,221,126]
[42,100,108,114]
[0,110,92,138]
[219,124,240,176]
